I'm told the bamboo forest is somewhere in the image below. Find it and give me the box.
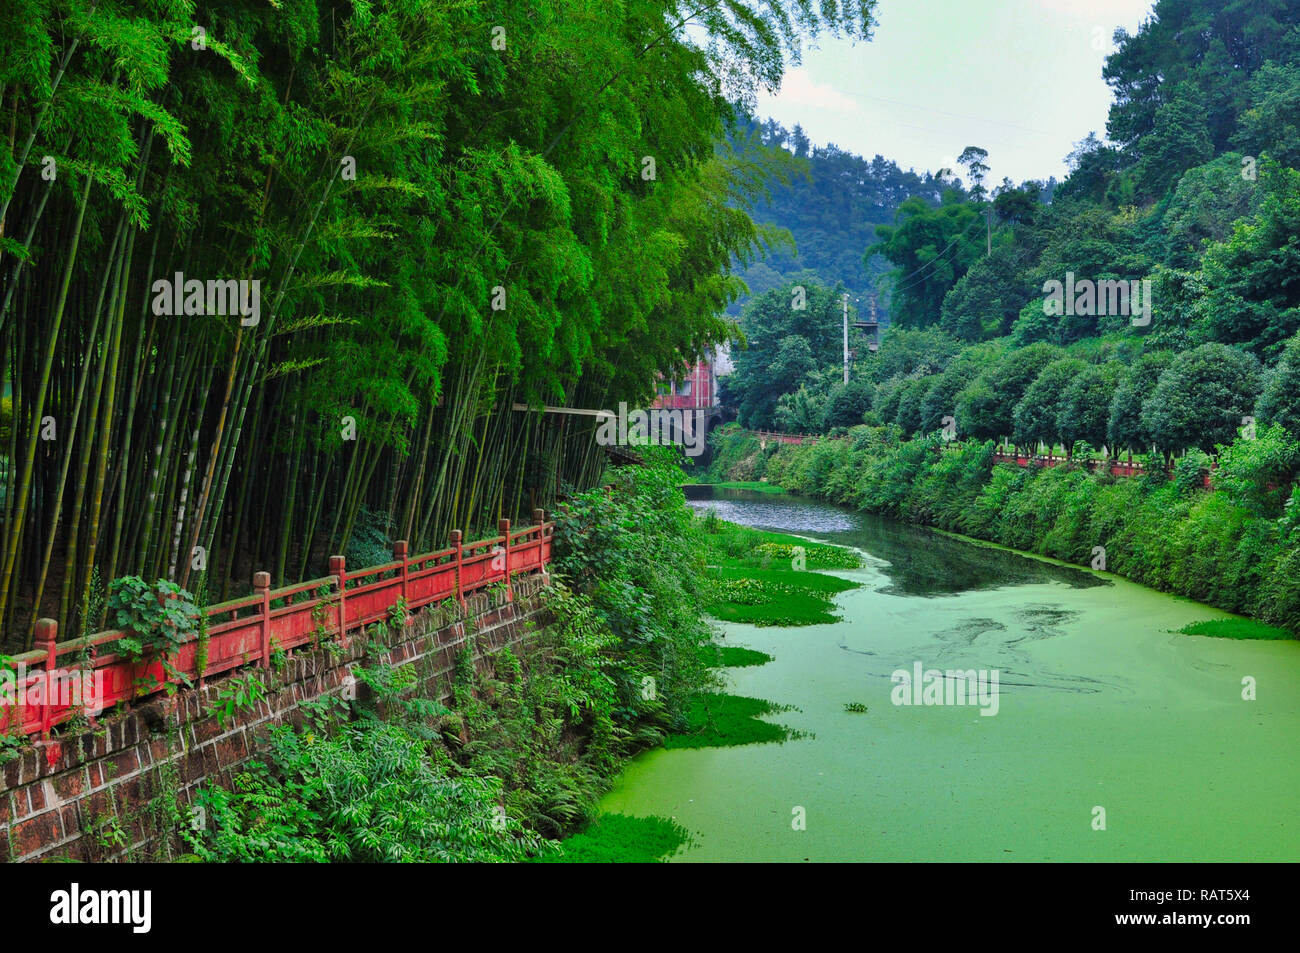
[0,0,865,642]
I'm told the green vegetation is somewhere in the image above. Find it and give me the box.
[182,458,730,861]
[702,0,1300,637]
[723,117,946,321]
[552,453,719,738]
[664,693,804,750]
[105,578,201,688]
[41,452,827,863]
[725,282,864,430]
[209,673,269,729]
[1180,619,1295,641]
[188,712,552,863]
[700,644,774,669]
[697,480,785,494]
[724,427,1298,635]
[697,515,861,626]
[701,428,768,483]
[704,568,854,627]
[0,0,877,648]
[715,0,1300,495]
[535,813,692,864]
[185,608,620,862]
[700,516,862,570]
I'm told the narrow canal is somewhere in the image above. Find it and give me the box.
[599,487,1300,861]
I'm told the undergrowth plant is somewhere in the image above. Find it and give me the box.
[186,659,552,863]
[210,674,270,729]
[105,578,201,691]
[551,450,719,734]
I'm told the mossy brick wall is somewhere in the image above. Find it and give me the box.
[0,575,549,863]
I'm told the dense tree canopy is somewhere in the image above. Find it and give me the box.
[958,343,1060,444]
[725,280,847,429]
[1141,345,1262,455]
[712,0,1300,469]
[1013,358,1088,451]
[1256,332,1300,437]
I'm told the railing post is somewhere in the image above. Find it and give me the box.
[254,572,272,669]
[329,555,348,647]
[36,618,57,739]
[394,540,411,623]
[498,518,513,602]
[532,508,549,582]
[450,531,466,612]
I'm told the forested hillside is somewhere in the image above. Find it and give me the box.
[725,118,945,318]
[721,0,1300,457]
[710,0,1300,631]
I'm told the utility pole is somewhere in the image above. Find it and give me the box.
[842,293,850,384]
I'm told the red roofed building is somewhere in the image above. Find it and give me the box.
[652,357,717,412]
[649,350,728,461]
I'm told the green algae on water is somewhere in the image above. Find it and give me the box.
[539,813,692,863]
[702,480,787,494]
[665,692,806,749]
[700,520,863,626]
[1180,618,1296,640]
[699,643,774,668]
[607,487,1300,861]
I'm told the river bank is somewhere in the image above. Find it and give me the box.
[706,428,1300,635]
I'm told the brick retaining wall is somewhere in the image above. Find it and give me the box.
[0,575,549,863]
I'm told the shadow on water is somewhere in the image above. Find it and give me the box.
[684,485,1109,597]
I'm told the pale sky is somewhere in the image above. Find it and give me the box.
[755,0,1158,186]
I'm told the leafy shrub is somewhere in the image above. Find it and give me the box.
[106,577,201,686]
[552,451,716,734]
[190,720,549,863]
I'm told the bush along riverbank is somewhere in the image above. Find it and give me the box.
[543,454,864,859]
[176,453,861,863]
[170,458,712,862]
[710,425,1300,635]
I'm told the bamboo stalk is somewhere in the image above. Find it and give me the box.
[0,172,92,631]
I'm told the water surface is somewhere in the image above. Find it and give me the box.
[600,487,1300,861]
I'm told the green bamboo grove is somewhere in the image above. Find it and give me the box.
[0,0,878,646]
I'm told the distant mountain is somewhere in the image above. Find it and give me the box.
[727,117,947,323]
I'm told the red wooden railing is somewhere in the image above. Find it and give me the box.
[742,429,817,446]
[987,451,1214,487]
[0,512,554,742]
